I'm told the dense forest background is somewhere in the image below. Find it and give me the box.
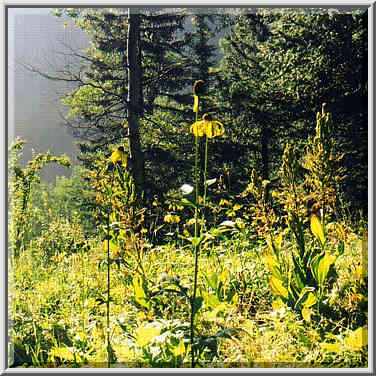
[8,7,369,369]
[17,7,367,216]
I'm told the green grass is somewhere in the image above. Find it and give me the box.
[10,222,368,368]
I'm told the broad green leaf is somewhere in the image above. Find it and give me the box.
[203,292,220,309]
[132,275,150,309]
[270,276,288,299]
[336,222,346,241]
[275,233,283,253]
[320,343,342,353]
[218,268,229,285]
[112,344,134,360]
[294,287,316,310]
[205,302,229,320]
[288,280,301,302]
[204,272,218,291]
[344,327,367,351]
[174,198,196,209]
[304,292,318,308]
[136,323,161,348]
[291,253,306,290]
[272,297,285,311]
[267,234,282,256]
[209,227,233,237]
[265,254,279,268]
[215,328,238,339]
[301,308,312,322]
[311,252,336,287]
[265,254,282,280]
[266,236,275,255]
[188,236,201,247]
[172,340,186,357]
[50,346,75,361]
[310,214,325,246]
[231,292,239,305]
[102,240,121,253]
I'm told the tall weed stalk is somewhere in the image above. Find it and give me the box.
[188,80,225,367]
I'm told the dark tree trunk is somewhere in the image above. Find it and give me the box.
[127,8,145,194]
[260,124,269,181]
[260,123,269,199]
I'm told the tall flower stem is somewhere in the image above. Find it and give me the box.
[203,135,209,209]
[191,106,200,368]
[106,210,111,368]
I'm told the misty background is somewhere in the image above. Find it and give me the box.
[7,7,225,183]
[8,8,89,182]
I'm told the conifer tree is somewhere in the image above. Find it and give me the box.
[53,8,191,195]
[217,8,367,211]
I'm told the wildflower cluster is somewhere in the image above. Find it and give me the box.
[164,214,181,224]
[242,169,277,237]
[303,103,346,222]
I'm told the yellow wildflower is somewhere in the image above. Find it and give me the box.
[164,214,180,224]
[190,119,206,137]
[186,218,196,226]
[164,214,174,223]
[189,114,225,139]
[219,199,231,206]
[236,220,246,229]
[271,191,279,198]
[233,204,243,211]
[110,146,127,167]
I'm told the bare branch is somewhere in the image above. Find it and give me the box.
[16,60,80,82]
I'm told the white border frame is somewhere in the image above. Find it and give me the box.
[1,1,374,374]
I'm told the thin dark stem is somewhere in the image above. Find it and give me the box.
[202,135,209,226]
[191,107,200,368]
[107,211,111,368]
[204,136,209,203]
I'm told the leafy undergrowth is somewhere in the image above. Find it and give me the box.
[9,106,368,369]
[11,225,368,368]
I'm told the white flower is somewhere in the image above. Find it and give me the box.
[205,178,217,186]
[180,184,194,195]
[219,220,236,227]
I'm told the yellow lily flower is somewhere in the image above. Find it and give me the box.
[110,146,127,167]
[189,114,225,138]
[190,119,207,137]
[205,120,225,138]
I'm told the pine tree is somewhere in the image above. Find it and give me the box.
[217,7,367,211]
[216,9,281,189]
[53,8,191,196]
